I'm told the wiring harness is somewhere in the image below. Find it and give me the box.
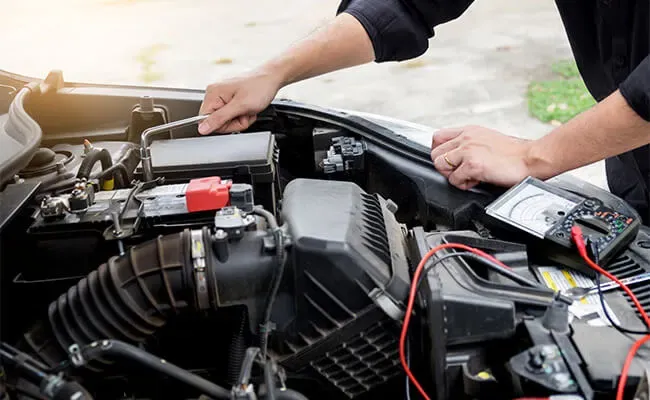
[399,227,650,400]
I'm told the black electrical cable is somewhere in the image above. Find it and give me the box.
[587,239,649,335]
[251,205,284,358]
[596,274,650,335]
[260,228,287,358]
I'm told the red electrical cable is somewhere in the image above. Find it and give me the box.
[401,228,650,400]
[399,243,514,400]
[570,225,650,400]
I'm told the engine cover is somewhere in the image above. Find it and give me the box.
[277,179,410,398]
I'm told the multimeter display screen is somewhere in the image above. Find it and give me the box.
[486,177,582,238]
[485,176,640,274]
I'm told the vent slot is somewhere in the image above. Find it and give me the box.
[360,193,391,267]
[308,318,400,398]
[604,254,650,320]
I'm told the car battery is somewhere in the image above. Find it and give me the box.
[135,131,277,215]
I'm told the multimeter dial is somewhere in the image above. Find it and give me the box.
[548,198,636,254]
[486,177,640,273]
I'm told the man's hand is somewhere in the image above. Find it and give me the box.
[430,126,534,190]
[198,13,375,136]
[198,71,283,135]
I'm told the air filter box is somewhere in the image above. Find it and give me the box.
[277,179,410,398]
[136,131,277,214]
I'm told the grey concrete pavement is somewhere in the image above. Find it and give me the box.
[0,0,606,188]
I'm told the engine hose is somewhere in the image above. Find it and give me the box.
[252,207,279,230]
[80,340,230,399]
[227,308,248,386]
[76,148,117,188]
[271,389,310,400]
[92,148,140,188]
[40,171,76,190]
[23,230,195,371]
[264,359,276,400]
[93,163,129,188]
[21,226,278,372]
[0,348,94,400]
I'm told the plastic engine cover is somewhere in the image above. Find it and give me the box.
[278,179,410,397]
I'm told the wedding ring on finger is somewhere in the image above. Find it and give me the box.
[443,153,457,169]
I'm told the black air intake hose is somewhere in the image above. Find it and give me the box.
[22,227,278,370]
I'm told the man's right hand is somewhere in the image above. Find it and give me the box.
[197,13,375,135]
[198,70,283,135]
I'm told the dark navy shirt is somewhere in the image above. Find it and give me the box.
[337,0,650,220]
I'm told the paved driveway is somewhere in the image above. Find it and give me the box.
[1,0,606,188]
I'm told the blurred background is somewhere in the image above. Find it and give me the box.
[0,0,606,188]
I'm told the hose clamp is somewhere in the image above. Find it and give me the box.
[68,344,85,367]
[191,229,210,310]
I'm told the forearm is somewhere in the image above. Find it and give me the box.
[526,90,650,179]
[256,13,375,87]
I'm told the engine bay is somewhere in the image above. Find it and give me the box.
[2,71,650,400]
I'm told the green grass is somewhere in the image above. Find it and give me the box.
[527,60,596,124]
[135,44,169,84]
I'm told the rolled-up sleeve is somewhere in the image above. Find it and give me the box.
[619,55,650,121]
[337,0,475,62]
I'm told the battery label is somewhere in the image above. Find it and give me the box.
[537,266,620,326]
[136,184,188,200]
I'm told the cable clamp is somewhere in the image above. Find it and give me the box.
[231,384,257,400]
[369,288,404,321]
[42,373,65,398]
[191,229,210,310]
[68,344,85,367]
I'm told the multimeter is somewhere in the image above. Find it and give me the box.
[485,177,641,276]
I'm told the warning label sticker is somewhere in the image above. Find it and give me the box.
[537,266,620,327]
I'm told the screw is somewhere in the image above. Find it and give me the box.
[111,212,123,236]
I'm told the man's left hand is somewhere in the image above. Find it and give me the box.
[430,125,534,190]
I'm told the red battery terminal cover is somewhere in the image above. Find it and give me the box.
[186,176,232,212]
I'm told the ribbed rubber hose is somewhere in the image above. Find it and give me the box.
[23,230,194,370]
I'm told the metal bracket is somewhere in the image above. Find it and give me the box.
[191,229,210,310]
[42,373,65,398]
[634,368,650,400]
[68,344,85,367]
[231,384,257,400]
